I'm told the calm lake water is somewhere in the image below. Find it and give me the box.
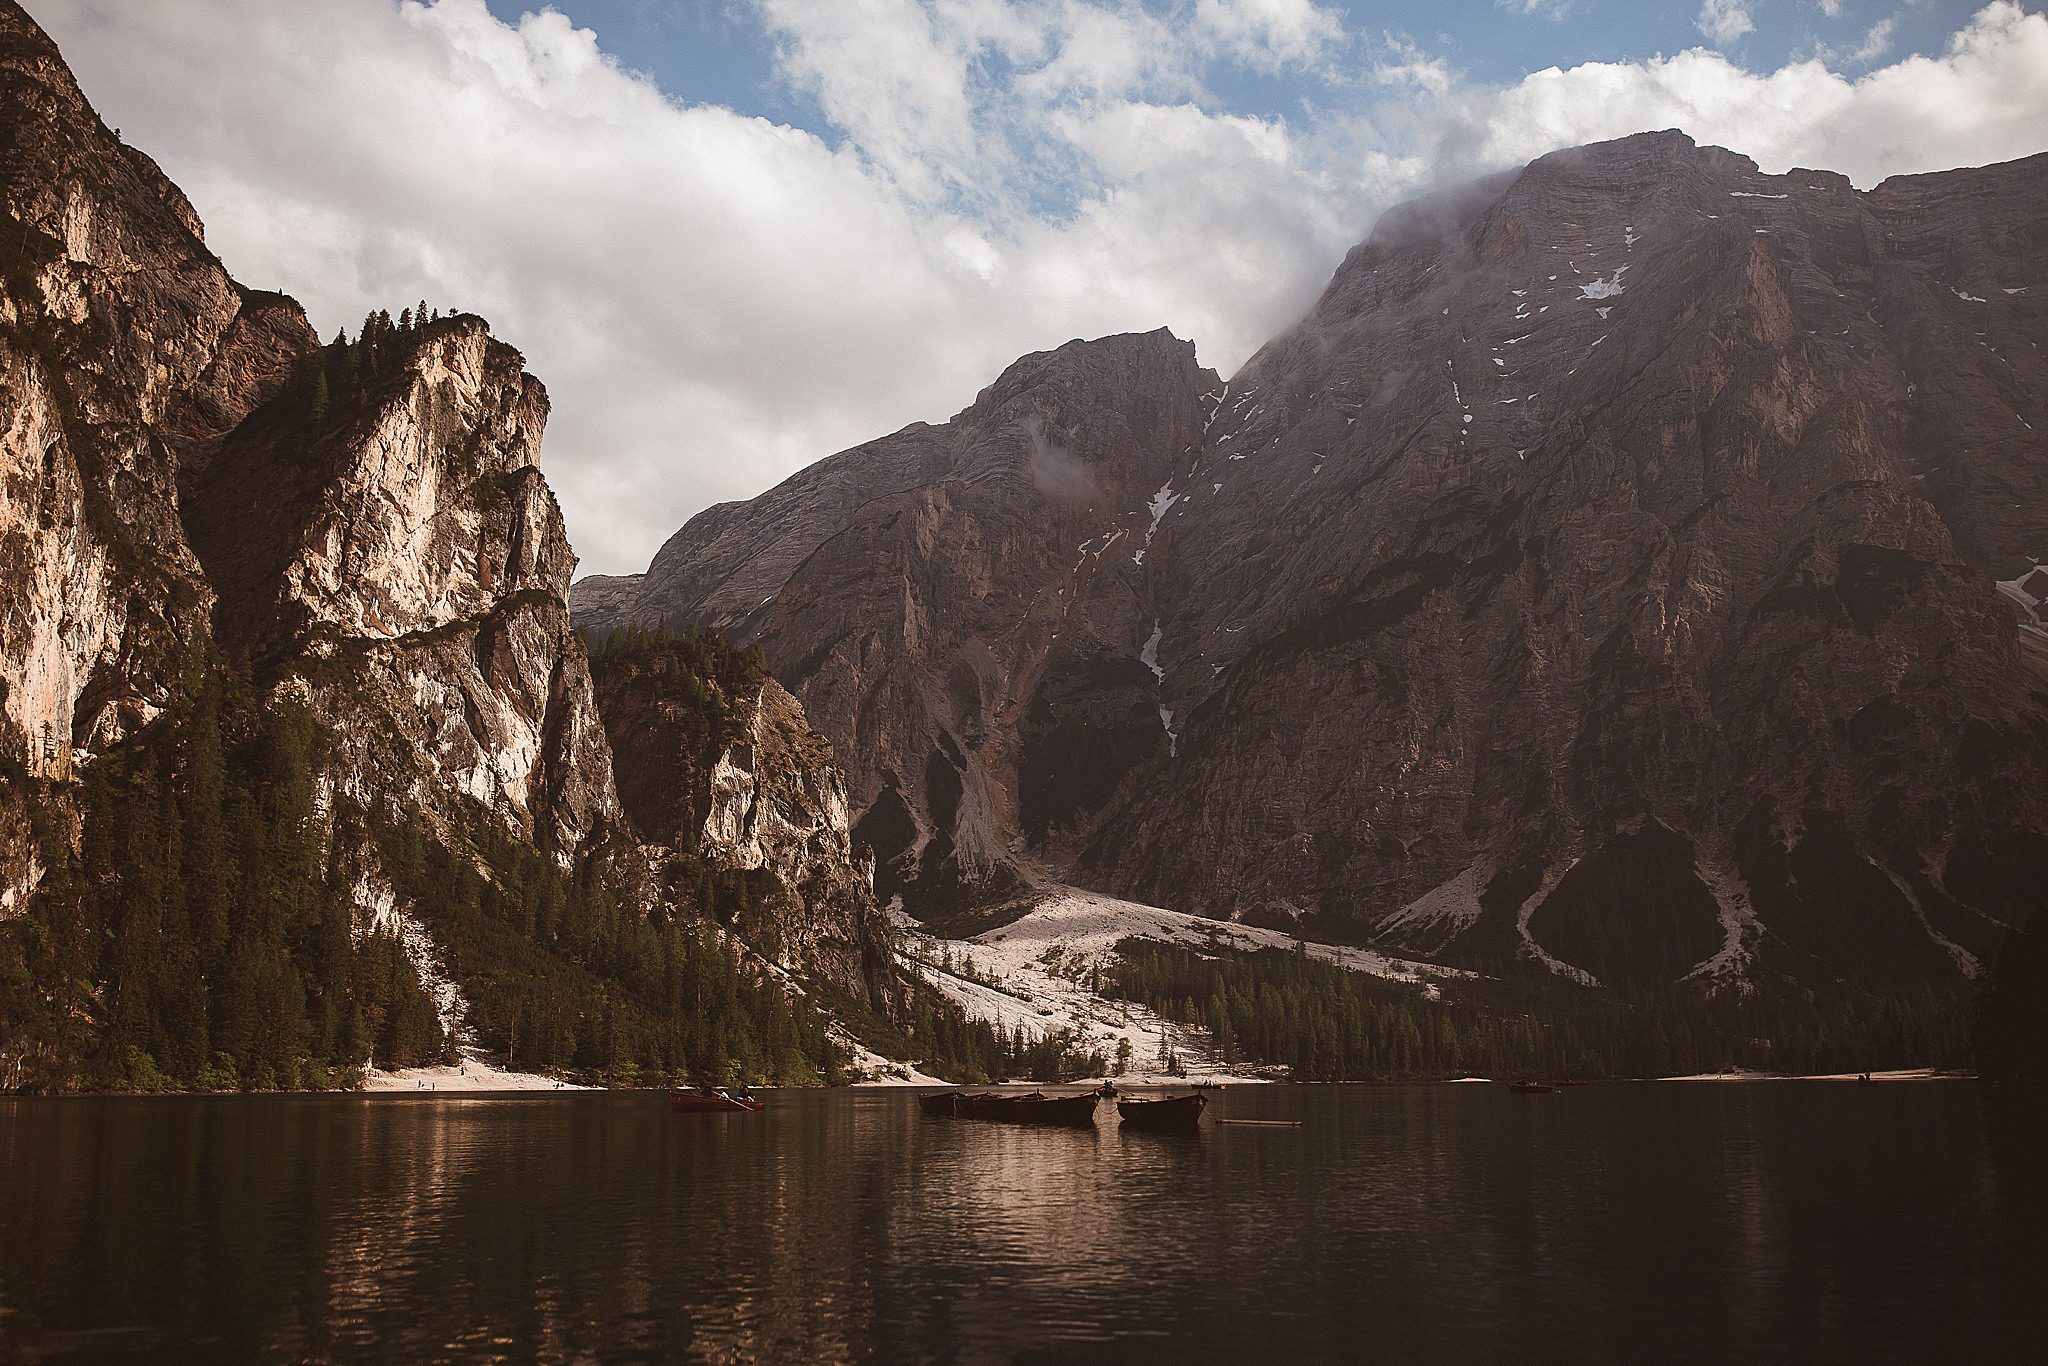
[1,1083,2041,1363]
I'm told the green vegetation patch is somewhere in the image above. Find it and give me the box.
[1107,938,1975,1081]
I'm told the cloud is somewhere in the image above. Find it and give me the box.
[1696,0,1756,46]
[1372,35,1458,95]
[1467,2,2048,186]
[1025,416,1100,504]
[1193,0,1345,71]
[1495,0,1575,18]
[1849,16,1900,64]
[32,0,2048,577]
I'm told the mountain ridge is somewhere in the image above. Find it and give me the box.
[579,127,2048,997]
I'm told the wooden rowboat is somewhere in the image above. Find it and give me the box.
[669,1090,765,1113]
[1117,1092,1208,1131]
[918,1090,960,1117]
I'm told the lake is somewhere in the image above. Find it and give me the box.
[2,1083,2042,1363]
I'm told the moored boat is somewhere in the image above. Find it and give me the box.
[1010,1092,1101,1127]
[669,1088,765,1113]
[1117,1092,1208,1131]
[1509,1081,1557,1095]
[918,1090,961,1117]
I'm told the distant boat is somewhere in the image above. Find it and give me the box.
[1118,1092,1209,1131]
[669,1089,765,1113]
[1509,1082,1557,1095]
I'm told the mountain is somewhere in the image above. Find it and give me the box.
[577,327,1216,915]
[0,0,892,1091]
[579,130,2048,995]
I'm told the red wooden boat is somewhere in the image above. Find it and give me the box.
[669,1089,765,1113]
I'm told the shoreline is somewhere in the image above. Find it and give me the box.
[1650,1067,1970,1083]
[3,1066,1980,1099]
[359,1060,587,1093]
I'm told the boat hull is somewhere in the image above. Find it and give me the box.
[1009,1093,1101,1127]
[1117,1093,1208,1131]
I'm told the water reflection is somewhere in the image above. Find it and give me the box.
[0,1085,2034,1362]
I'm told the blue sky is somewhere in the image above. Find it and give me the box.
[41,0,2046,573]
[481,1,1993,138]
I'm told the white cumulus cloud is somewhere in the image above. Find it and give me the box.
[1697,0,1756,46]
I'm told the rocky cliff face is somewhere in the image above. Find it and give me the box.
[0,0,892,1084]
[585,131,2048,993]
[183,316,619,857]
[0,0,312,913]
[586,631,894,1007]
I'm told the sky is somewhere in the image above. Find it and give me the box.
[31,0,2048,577]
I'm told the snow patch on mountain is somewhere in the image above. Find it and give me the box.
[1579,266,1628,300]
[1132,481,1180,566]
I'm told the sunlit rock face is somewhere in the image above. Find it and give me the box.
[183,316,620,858]
[585,131,2048,990]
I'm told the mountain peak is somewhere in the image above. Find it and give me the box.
[967,327,1203,419]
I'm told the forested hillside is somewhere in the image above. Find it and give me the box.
[1109,940,1975,1080]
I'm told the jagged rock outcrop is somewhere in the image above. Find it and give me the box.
[585,131,2048,992]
